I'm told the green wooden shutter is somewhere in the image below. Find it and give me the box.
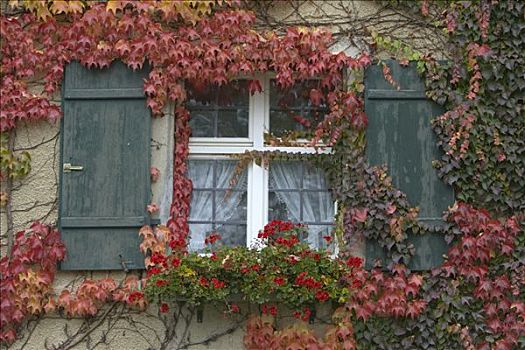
[364,60,454,270]
[59,61,151,270]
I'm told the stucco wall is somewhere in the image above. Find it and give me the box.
[1,1,444,349]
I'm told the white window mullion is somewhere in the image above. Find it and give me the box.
[247,161,266,246]
[247,76,268,245]
[252,74,266,149]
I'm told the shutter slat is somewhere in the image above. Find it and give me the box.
[64,88,145,99]
[61,217,146,228]
[367,89,427,100]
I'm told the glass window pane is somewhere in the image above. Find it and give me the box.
[216,160,246,189]
[269,161,302,190]
[188,160,247,251]
[216,224,246,247]
[268,191,301,222]
[303,163,329,189]
[188,160,214,189]
[189,190,213,221]
[217,110,249,137]
[189,110,215,137]
[269,110,305,136]
[306,225,333,249]
[216,191,247,221]
[187,80,249,137]
[189,223,213,251]
[269,80,328,136]
[302,191,334,224]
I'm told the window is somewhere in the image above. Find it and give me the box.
[187,80,250,138]
[187,77,334,251]
[187,159,248,251]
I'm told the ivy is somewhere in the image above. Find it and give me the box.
[1,0,524,349]
[423,0,525,214]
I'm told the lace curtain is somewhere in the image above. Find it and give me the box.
[270,162,333,247]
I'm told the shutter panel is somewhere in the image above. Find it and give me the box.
[60,61,150,270]
[364,60,454,270]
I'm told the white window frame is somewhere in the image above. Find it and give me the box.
[188,75,334,248]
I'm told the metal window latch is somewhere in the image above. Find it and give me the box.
[119,254,133,272]
[63,163,84,172]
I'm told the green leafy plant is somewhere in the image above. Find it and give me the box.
[0,133,31,181]
[144,221,363,312]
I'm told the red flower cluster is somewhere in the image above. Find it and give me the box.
[199,276,209,287]
[293,307,312,321]
[258,220,299,239]
[128,291,144,303]
[171,257,181,268]
[323,235,333,243]
[155,279,168,287]
[199,276,226,289]
[346,256,363,268]
[150,253,168,268]
[315,290,329,302]
[275,235,299,248]
[205,232,221,245]
[273,277,286,286]
[147,267,161,277]
[241,263,261,274]
[211,278,225,289]
[160,303,169,313]
[262,304,278,316]
[295,272,322,289]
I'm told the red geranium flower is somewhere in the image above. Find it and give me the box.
[160,303,169,313]
[156,279,168,287]
[211,278,225,289]
[151,253,167,265]
[199,276,209,287]
[205,232,221,245]
[262,304,278,316]
[147,267,161,277]
[315,290,329,302]
[171,257,181,268]
[258,220,301,239]
[128,291,144,303]
[274,277,286,286]
[301,307,312,321]
[323,235,332,243]
[269,305,278,316]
